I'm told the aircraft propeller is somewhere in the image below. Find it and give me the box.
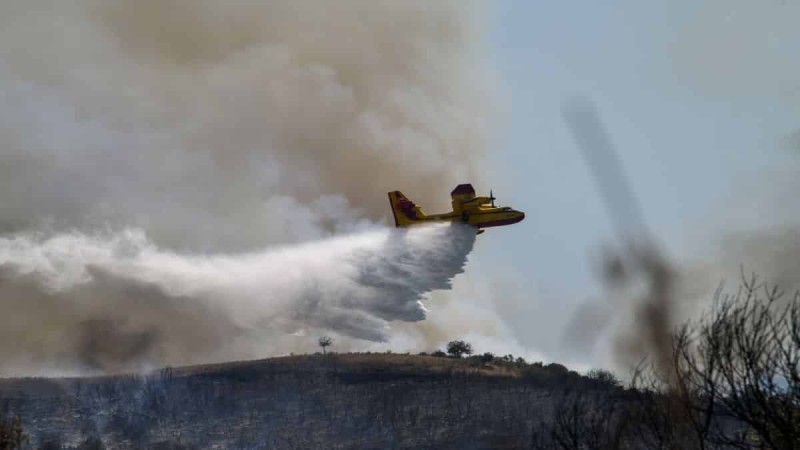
[489,189,496,207]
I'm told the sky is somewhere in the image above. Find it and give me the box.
[473,0,800,366]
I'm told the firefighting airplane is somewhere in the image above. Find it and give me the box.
[388,184,525,233]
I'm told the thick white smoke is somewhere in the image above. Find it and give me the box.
[0,0,502,375]
[0,223,475,375]
[0,0,488,251]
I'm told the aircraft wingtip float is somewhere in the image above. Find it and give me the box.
[388,184,525,234]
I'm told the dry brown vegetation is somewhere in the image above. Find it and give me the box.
[0,351,605,449]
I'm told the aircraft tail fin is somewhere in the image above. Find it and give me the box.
[388,191,427,227]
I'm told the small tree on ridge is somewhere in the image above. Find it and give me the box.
[446,340,473,358]
[318,336,333,355]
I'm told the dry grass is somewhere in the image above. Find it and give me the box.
[175,352,525,379]
[0,353,534,400]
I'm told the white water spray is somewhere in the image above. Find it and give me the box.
[0,223,476,375]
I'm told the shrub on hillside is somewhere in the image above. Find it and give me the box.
[587,368,620,387]
[544,363,568,375]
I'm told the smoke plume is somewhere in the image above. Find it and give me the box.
[0,0,487,249]
[0,1,493,374]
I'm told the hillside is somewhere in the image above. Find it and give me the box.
[0,353,619,449]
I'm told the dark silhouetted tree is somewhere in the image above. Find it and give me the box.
[628,272,800,449]
[318,336,333,355]
[446,340,473,358]
[669,273,800,449]
[549,391,632,450]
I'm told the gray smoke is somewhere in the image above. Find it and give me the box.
[666,0,800,331]
[561,99,678,376]
[566,224,800,378]
[562,0,800,374]
[562,100,800,377]
[0,1,492,375]
[671,0,800,102]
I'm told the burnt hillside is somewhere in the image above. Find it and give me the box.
[0,353,620,449]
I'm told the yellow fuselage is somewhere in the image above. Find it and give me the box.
[406,206,525,229]
[388,188,525,231]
